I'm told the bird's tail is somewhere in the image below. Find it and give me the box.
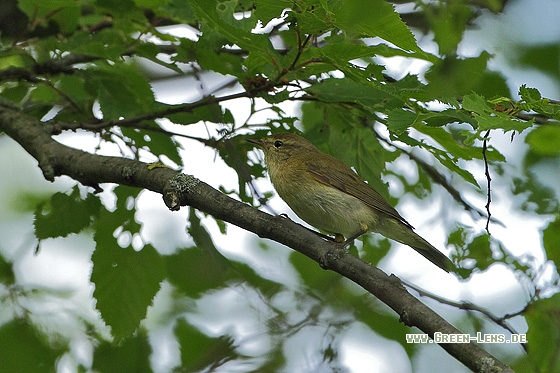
[378,219,455,273]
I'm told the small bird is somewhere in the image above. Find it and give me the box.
[248,132,455,272]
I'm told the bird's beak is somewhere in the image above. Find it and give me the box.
[247,138,264,147]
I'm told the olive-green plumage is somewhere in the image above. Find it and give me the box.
[249,132,454,273]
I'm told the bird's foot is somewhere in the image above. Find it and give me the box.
[319,227,368,269]
[319,243,349,269]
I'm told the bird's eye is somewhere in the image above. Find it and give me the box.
[273,140,283,148]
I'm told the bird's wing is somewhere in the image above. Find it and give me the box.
[306,155,414,229]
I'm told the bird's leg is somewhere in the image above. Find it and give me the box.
[320,224,368,268]
[341,224,369,248]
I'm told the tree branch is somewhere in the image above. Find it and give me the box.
[58,90,251,132]
[0,45,180,82]
[0,105,513,373]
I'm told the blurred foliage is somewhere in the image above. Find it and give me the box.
[0,0,559,371]
[513,293,560,372]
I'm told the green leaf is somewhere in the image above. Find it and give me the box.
[424,1,473,55]
[122,125,183,166]
[462,94,491,115]
[65,29,128,61]
[519,85,542,102]
[91,187,165,338]
[463,93,534,133]
[0,83,30,104]
[421,108,476,128]
[282,1,334,35]
[475,113,524,132]
[28,84,60,103]
[360,235,392,268]
[516,86,560,119]
[465,233,494,271]
[430,150,479,187]
[133,43,183,73]
[254,0,291,26]
[144,130,183,165]
[87,64,156,119]
[319,34,430,63]
[473,70,511,99]
[542,217,560,272]
[165,246,229,297]
[386,108,418,134]
[92,240,165,338]
[446,225,473,279]
[0,254,15,285]
[215,0,256,31]
[159,0,196,23]
[93,332,152,373]
[395,132,480,187]
[188,208,221,253]
[290,248,342,291]
[175,318,238,371]
[306,78,394,109]
[58,74,94,113]
[0,49,35,69]
[329,0,421,53]
[51,2,81,33]
[218,135,262,203]
[0,320,62,373]
[18,0,80,32]
[526,125,560,157]
[195,27,245,76]
[34,186,101,239]
[167,208,229,296]
[168,208,283,298]
[164,102,227,125]
[96,0,146,23]
[132,0,167,8]
[309,36,432,85]
[512,176,558,215]
[523,294,560,372]
[189,0,278,63]
[426,53,490,97]
[517,43,560,80]
[418,126,505,162]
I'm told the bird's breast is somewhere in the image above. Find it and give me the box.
[269,165,378,237]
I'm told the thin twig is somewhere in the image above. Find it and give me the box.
[403,279,528,353]
[60,91,251,132]
[482,130,492,234]
[516,112,557,124]
[288,33,313,71]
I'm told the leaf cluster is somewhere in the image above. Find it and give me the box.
[1,0,559,371]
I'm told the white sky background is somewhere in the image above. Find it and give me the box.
[1,0,559,372]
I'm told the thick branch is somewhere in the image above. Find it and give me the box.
[0,106,513,373]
